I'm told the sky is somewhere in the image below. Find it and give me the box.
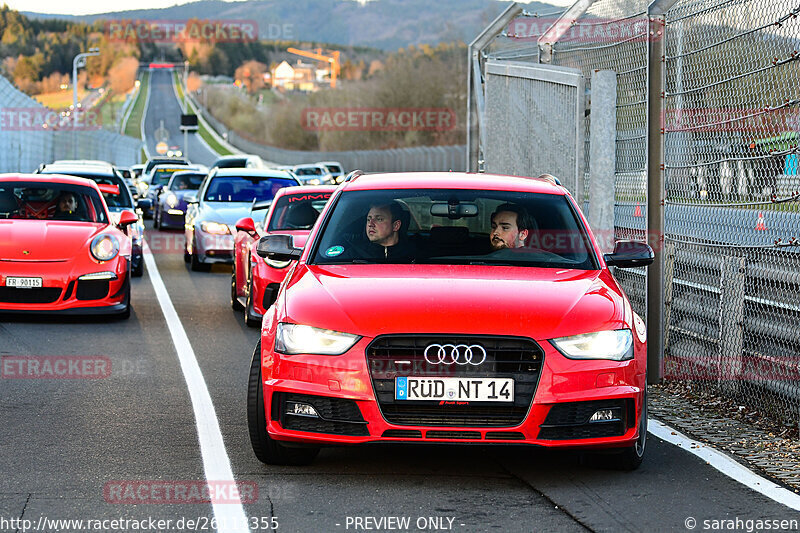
[4,0,575,16]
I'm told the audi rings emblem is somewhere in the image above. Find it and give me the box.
[424,343,487,366]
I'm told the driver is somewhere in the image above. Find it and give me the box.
[489,203,532,250]
[362,201,414,260]
[53,192,81,221]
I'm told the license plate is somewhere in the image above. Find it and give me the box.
[395,377,514,402]
[5,277,42,288]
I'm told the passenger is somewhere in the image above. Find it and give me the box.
[362,202,414,260]
[489,203,532,250]
[53,192,81,221]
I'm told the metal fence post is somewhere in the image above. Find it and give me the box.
[718,254,746,392]
[646,5,670,384]
[588,70,617,252]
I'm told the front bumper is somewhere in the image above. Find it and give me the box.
[193,231,235,264]
[0,258,129,315]
[260,336,645,449]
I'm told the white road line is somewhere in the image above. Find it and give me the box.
[650,419,800,511]
[143,242,250,532]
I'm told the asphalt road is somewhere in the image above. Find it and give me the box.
[142,69,219,167]
[1,220,797,533]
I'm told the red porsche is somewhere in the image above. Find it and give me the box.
[0,174,138,318]
[248,172,655,469]
[232,185,335,327]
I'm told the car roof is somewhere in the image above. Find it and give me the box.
[39,165,119,179]
[212,168,297,179]
[342,172,565,195]
[0,172,106,189]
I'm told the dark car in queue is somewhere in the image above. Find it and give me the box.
[232,185,336,327]
[142,164,206,219]
[36,163,147,277]
[154,170,207,230]
[183,169,300,271]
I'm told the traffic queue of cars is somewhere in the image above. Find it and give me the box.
[3,156,657,471]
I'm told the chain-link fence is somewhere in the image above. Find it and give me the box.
[0,76,142,172]
[470,0,800,428]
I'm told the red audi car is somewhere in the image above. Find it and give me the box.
[232,185,335,327]
[0,174,138,318]
[248,172,654,469]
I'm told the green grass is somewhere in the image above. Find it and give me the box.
[173,71,185,107]
[124,71,150,139]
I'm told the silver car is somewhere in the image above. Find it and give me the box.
[183,168,300,271]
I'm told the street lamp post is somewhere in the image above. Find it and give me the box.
[72,48,100,129]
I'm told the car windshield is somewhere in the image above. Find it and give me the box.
[169,173,205,190]
[152,167,186,186]
[295,167,322,176]
[0,182,108,223]
[39,171,133,209]
[204,176,298,202]
[311,189,596,269]
[267,191,332,231]
[324,165,342,174]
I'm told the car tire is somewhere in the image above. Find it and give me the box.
[190,237,210,272]
[613,388,647,471]
[247,341,319,466]
[132,255,144,277]
[244,276,261,328]
[117,277,132,320]
[154,210,160,230]
[231,267,244,311]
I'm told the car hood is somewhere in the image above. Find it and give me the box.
[199,203,253,227]
[0,220,106,261]
[282,265,629,340]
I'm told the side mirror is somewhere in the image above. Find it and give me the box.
[117,210,139,227]
[256,234,301,261]
[604,240,654,268]
[235,217,256,233]
[137,198,152,210]
[185,193,199,204]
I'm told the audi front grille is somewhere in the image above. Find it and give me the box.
[366,335,543,427]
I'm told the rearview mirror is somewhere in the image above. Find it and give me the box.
[185,193,199,204]
[604,241,654,268]
[430,202,478,219]
[256,234,302,261]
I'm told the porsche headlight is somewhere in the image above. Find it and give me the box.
[200,221,230,235]
[90,234,120,262]
[166,193,178,208]
[275,323,360,355]
[137,181,149,195]
[551,329,633,361]
[307,178,321,185]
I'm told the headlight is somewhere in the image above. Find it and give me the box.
[551,329,633,361]
[200,221,230,235]
[265,257,291,269]
[275,323,360,355]
[166,193,178,208]
[307,178,321,185]
[90,234,120,262]
[137,182,149,194]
